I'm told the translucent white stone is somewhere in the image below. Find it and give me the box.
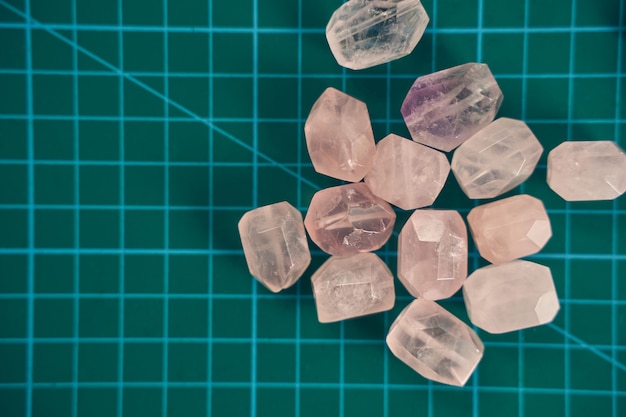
[386,299,484,386]
[326,0,430,70]
[311,253,395,323]
[238,202,311,292]
[463,260,560,334]
[451,118,543,199]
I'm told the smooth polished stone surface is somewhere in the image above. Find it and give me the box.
[451,118,543,199]
[463,260,560,334]
[467,194,552,264]
[238,202,311,292]
[304,183,396,256]
[386,299,484,386]
[547,140,626,201]
[312,253,395,323]
[326,0,429,70]
[305,87,376,182]
[398,210,467,300]
[401,63,503,152]
[364,134,450,210]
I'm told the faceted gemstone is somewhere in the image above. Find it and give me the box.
[451,118,543,199]
[238,202,311,293]
[386,299,484,386]
[326,0,429,70]
[304,183,396,256]
[398,210,467,300]
[401,63,503,152]
[311,253,395,323]
[463,260,560,334]
[364,134,450,210]
[547,140,626,201]
[467,194,552,264]
[304,88,376,182]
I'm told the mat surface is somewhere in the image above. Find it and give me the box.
[0,0,625,416]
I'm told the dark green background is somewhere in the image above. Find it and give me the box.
[0,0,624,416]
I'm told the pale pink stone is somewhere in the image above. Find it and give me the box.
[451,118,543,199]
[463,260,560,334]
[401,63,503,152]
[467,194,552,264]
[386,299,484,386]
[398,210,467,300]
[304,88,376,182]
[364,134,450,210]
[547,140,626,201]
[311,253,395,323]
[238,202,311,292]
[304,183,396,256]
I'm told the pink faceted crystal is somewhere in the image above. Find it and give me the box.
[467,194,552,264]
[386,299,484,386]
[547,140,626,201]
[311,253,395,323]
[238,202,311,292]
[401,63,503,152]
[304,183,396,256]
[364,134,450,210]
[304,88,376,182]
[463,260,560,334]
[451,118,544,199]
[398,210,468,300]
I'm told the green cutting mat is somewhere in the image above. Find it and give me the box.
[0,0,625,416]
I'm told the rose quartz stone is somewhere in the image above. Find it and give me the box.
[386,299,484,386]
[463,260,560,334]
[304,183,396,256]
[451,118,543,199]
[547,140,626,201]
[364,134,450,210]
[311,253,395,323]
[401,63,503,152]
[398,210,467,300]
[467,194,552,264]
[238,202,311,292]
[304,88,376,182]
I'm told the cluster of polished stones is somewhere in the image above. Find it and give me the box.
[238,0,626,387]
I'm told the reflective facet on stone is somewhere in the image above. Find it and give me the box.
[304,183,396,256]
[238,202,311,292]
[364,134,450,210]
[547,140,626,201]
[467,194,552,264]
[451,118,543,199]
[312,253,395,323]
[463,260,560,334]
[326,0,429,70]
[398,210,467,300]
[401,63,503,152]
[386,299,484,386]
[304,88,376,182]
